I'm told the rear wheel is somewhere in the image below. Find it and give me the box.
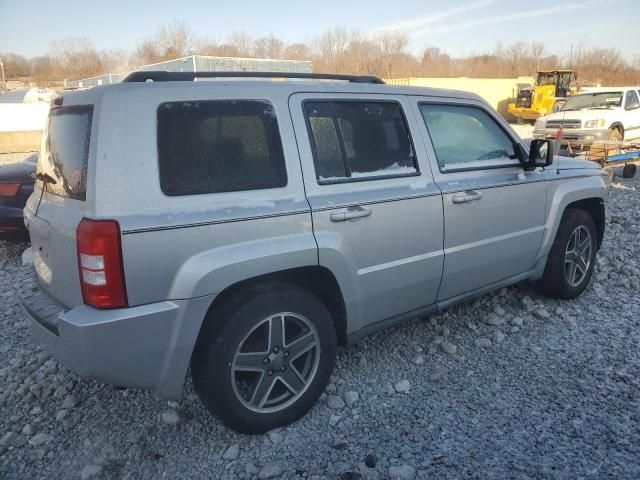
[191,283,337,434]
[538,209,597,299]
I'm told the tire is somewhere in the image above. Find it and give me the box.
[608,128,623,142]
[191,282,337,434]
[538,209,597,299]
[623,163,637,178]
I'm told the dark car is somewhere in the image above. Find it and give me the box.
[0,153,36,238]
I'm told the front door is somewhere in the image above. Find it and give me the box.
[623,90,640,140]
[289,93,444,334]
[412,98,547,301]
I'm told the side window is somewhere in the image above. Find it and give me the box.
[419,104,519,172]
[304,101,418,183]
[157,100,287,196]
[625,90,639,108]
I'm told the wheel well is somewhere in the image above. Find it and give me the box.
[202,266,348,346]
[609,122,624,138]
[566,198,605,248]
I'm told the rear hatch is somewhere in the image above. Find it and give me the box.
[24,102,94,308]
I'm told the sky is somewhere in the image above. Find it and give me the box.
[1,0,638,60]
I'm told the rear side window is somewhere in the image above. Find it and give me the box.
[39,105,93,200]
[304,101,417,183]
[157,100,287,196]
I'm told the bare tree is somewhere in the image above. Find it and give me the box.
[5,24,640,87]
[50,37,104,79]
[227,31,254,57]
[0,53,31,78]
[155,21,194,60]
[253,35,284,59]
[283,43,312,60]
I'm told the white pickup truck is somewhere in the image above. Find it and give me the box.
[533,87,640,148]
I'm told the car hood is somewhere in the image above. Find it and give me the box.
[541,108,620,125]
[549,155,602,171]
[0,154,37,184]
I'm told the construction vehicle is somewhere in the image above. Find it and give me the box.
[508,70,577,122]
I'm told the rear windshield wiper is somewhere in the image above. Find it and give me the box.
[32,172,57,184]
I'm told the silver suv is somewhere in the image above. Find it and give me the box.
[19,71,608,433]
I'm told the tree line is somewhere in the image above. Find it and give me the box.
[2,21,639,87]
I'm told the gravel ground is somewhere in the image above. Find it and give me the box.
[2,158,640,478]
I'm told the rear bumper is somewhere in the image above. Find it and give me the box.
[18,257,214,400]
[533,128,611,147]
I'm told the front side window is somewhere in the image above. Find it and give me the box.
[39,105,93,200]
[625,90,639,109]
[419,104,519,172]
[304,101,417,183]
[157,100,287,196]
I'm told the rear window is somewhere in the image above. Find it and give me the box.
[38,105,93,200]
[157,100,287,196]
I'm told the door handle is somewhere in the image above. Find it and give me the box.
[330,206,372,222]
[452,190,483,204]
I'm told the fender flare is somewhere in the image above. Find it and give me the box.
[538,175,608,262]
[168,233,319,299]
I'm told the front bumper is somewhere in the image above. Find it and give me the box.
[508,106,544,120]
[533,128,611,148]
[17,258,214,399]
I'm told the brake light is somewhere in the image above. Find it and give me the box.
[76,218,128,309]
[0,183,20,197]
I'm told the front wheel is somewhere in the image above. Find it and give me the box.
[191,283,337,434]
[608,128,623,142]
[538,209,597,299]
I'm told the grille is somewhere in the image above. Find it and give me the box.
[546,119,581,129]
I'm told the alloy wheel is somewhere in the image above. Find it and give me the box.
[564,225,592,287]
[231,312,320,413]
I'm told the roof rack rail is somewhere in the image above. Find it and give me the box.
[121,71,385,84]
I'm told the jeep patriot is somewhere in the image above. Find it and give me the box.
[18,71,608,433]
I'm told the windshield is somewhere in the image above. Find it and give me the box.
[537,72,556,86]
[562,92,623,111]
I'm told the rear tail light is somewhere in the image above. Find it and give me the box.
[0,183,21,197]
[76,218,128,309]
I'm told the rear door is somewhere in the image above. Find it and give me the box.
[289,93,444,334]
[411,97,547,302]
[24,102,94,307]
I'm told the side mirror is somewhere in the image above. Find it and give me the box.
[527,139,554,169]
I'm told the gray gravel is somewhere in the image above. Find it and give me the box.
[2,168,640,479]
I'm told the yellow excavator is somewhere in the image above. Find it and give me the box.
[508,70,577,122]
